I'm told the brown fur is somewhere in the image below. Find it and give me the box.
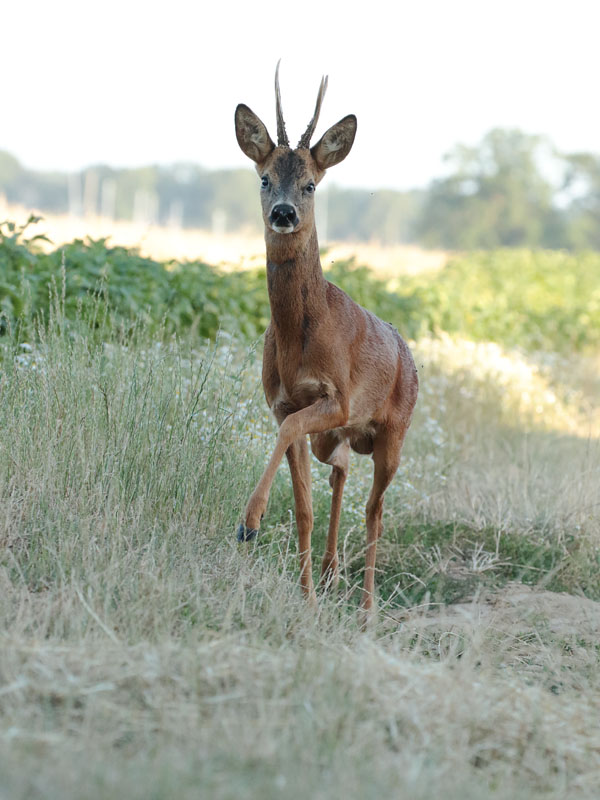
[234,74,418,617]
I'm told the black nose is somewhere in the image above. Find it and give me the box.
[270,204,298,228]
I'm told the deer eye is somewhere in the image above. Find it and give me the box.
[305,182,315,194]
[261,176,269,188]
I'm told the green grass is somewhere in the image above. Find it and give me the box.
[371,519,600,608]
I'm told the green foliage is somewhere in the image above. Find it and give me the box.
[330,250,600,353]
[2,218,600,353]
[0,217,270,340]
[400,249,600,352]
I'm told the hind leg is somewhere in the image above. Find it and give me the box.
[311,433,350,590]
[360,426,408,618]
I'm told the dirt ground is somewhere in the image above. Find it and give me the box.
[394,583,600,640]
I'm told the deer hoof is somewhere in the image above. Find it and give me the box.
[237,523,259,542]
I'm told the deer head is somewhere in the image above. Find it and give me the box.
[235,63,357,236]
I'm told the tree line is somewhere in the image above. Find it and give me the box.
[1,128,598,249]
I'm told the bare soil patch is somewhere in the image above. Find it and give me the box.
[395,583,600,640]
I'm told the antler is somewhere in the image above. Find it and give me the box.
[275,60,289,147]
[298,74,328,149]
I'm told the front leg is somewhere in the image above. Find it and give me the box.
[286,436,316,604]
[238,395,347,539]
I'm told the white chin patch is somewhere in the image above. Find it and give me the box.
[271,224,294,234]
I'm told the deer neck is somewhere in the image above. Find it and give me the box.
[265,226,327,347]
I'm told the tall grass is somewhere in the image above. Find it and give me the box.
[1,298,599,798]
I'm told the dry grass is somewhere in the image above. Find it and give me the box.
[323,241,448,278]
[1,315,599,798]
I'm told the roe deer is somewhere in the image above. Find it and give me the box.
[235,63,418,616]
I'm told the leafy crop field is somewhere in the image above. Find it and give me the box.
[1,222,599,798]
[3,217,600,351]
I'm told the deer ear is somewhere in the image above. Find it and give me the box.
[235,104,275,165]
[311,114,357,170]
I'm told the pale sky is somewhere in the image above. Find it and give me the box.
[2,0,598,190]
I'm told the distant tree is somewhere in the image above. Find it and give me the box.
[416,128,563,249]
[0,150,67,212]
[0,150,23,187]
[3,135,600,250]
[325,186,422,244]
[562,152,600,249]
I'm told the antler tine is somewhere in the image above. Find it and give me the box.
[275,59,289,147]
[298,74,328,149]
